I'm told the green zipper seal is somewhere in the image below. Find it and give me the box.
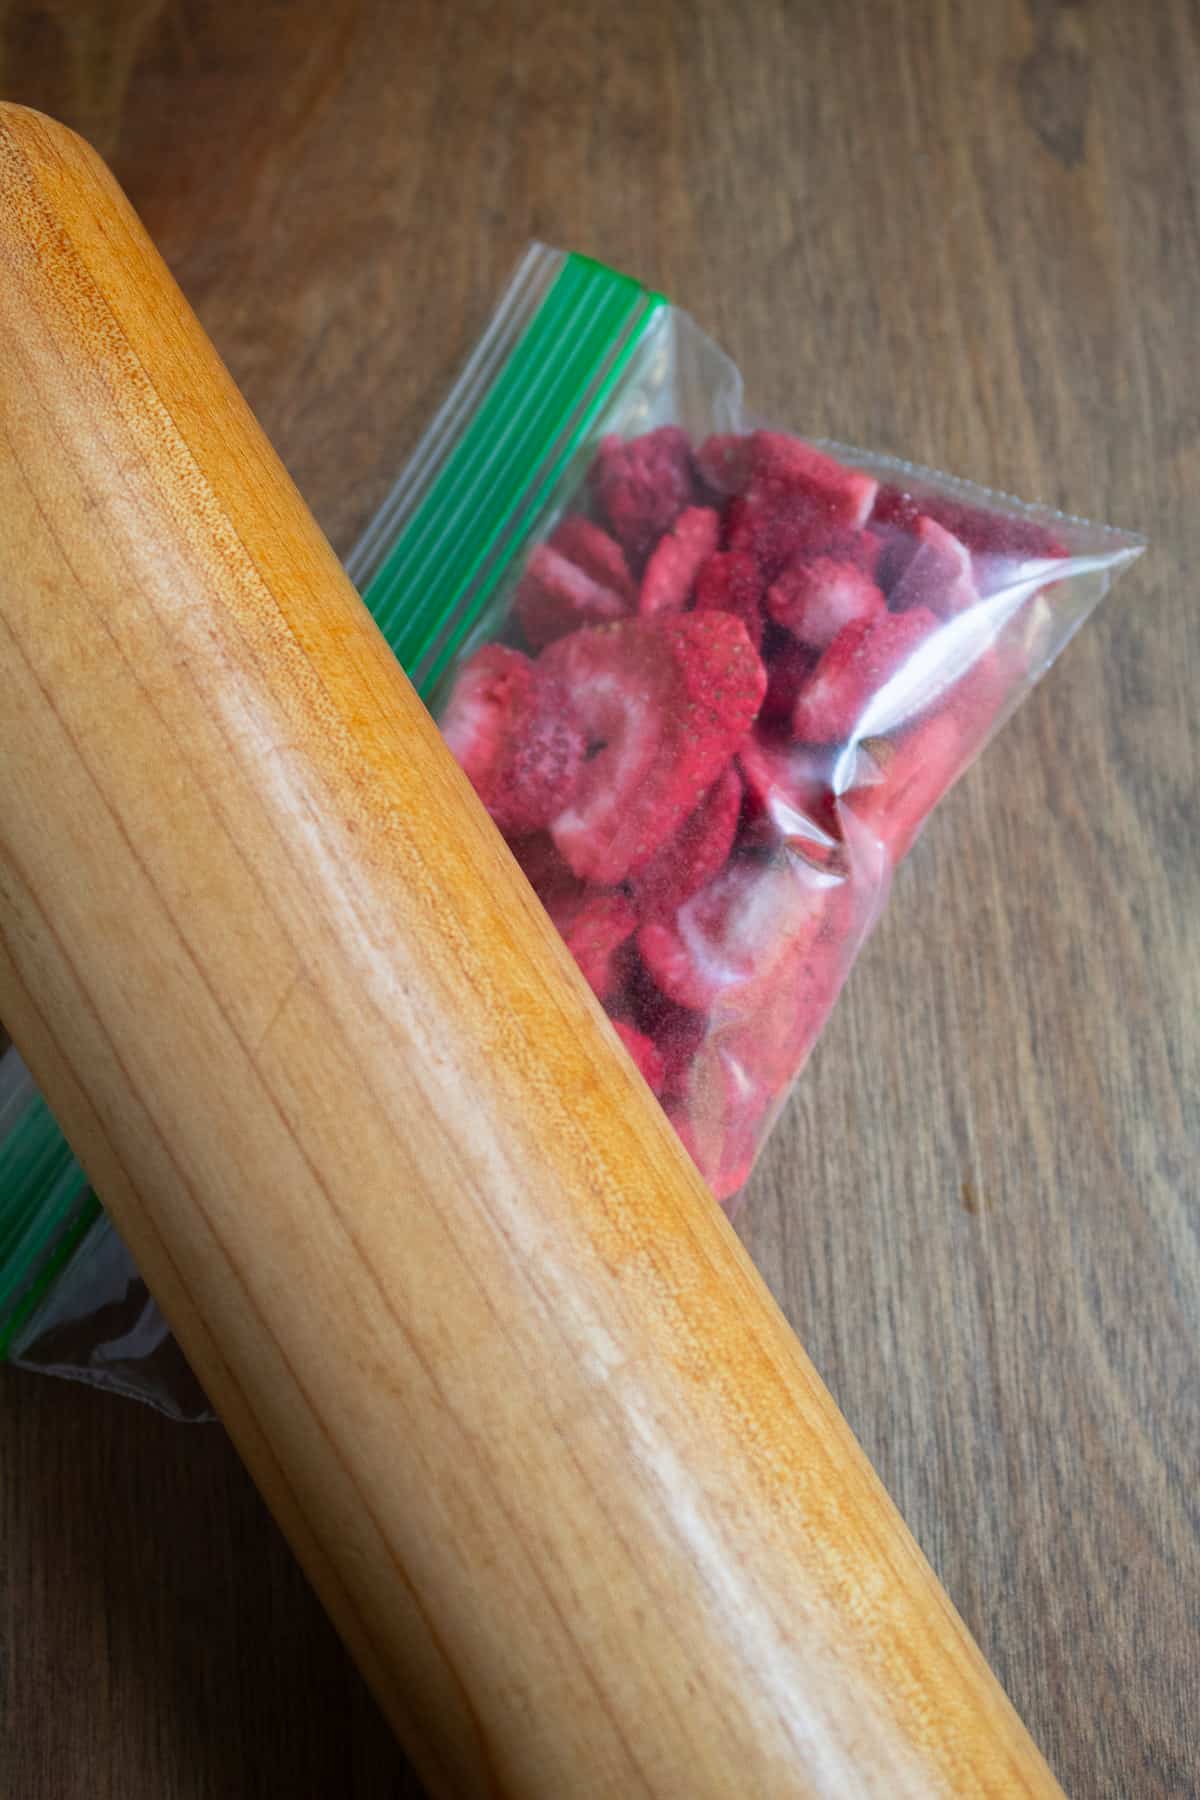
[362,249,665,694]
[0,247,665,1361]
[0,1084,99,1358]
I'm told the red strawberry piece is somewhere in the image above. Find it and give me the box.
[758,638,815,725]
[515,543,629,649]
[694,433,753,497]
[767,556,885,649]
[871,521,921,598]
[874,484,1067,562]
[665,1090,765,1207]
[726,475,829,578]
[544,889,637,1001]
[543,613,766,884]
[923,495,1066,562]
[717,904,850,1092]
[693,549,765,649]
[508,831,584,910]
[648,1002,708,1100]
[871,485,923,534]
[844,711,964,865]
[610,1019,666,1095]
[748,433,878,528]
[548,515,635,601]
[590,427,694,562]
[441,643,532,793]
[441,646,586,835]
[737,732,840,849]
[888,515,978,618]
[495,673,588,835]
[637,855,829,1012]
[791,606,940,744]
[639,506,720,616]
[632,763,743,922]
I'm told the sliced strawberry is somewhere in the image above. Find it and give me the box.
[871,485,923,534]
[875,483,1068,560]
[647,1002,708,1100]
[693,549,765,649]
[727,475,830,578]
[637,855,829,1012]
[639,506,720,616]
[548,515,635,601]
[665,1099,761,1207]
[591,427,694,562]
[515,544,629,649]
[495,673,588,835]
[539,624,668,881]
[632,764,743,922]
[888,515,978,618]
[737,732,840,849]
[543,613,766,884]
[791,606,940,744]
[545,889,637,1002]
[694,433,753,497]
[441,646,585,835]
[441,643,533,794]
[610,1019,666,1095]
[871,521,921,598]
[716,903,850,1091]
[748,433,878,528]
[844,712,965,864]
[758,638,815,725]
[767,556,885,649]
[508,831,583,910]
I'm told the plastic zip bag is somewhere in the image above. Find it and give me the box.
[0,243,1143,1412]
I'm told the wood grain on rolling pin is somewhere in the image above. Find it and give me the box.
[0,105,1064,1797]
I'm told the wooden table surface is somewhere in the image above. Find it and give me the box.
[1,2,1195,1795]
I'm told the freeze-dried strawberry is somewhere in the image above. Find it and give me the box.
[871,522,921,597]
[441,644,533,794]
[665,1100,761,1206]
[543,613,766,884]
[767,556,885,649]
[647,1002,707,1100]
[737,733,840,849]
[546,890,637,1002]
[726,476,828,579]
[694,433,753,497]
[888,515,978,618]
[758,638,814,725]
[844,712,964,865]
[632,764,743,922]
[638,856,828,1012]
[591,427,694,562]
[870,486,922,534]
[693,549,764,649]
[441,645,585,835]
[716,903,850,1091]
[548,515,635,601]
[874,484,1068,562]
[749,434,878,528]
[791,606,939,744]
[610,1019,666,1095]
[508,831,583,910]
[515,544,629,649]
[496,675,588,835]
[640,506,720,615]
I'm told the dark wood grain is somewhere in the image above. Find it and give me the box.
[1,2,1195,1796]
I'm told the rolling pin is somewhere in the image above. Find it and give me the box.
[0,105,1065,1798]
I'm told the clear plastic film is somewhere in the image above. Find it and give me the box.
[0,244,1143,1409]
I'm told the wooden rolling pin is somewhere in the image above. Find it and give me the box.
[0,105,1066,1798]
